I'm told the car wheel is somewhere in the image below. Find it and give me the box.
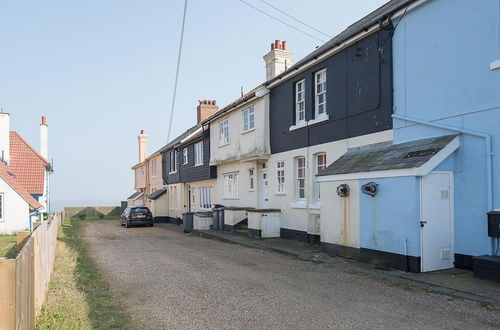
[125,221,130,228]
[150,223,154,227]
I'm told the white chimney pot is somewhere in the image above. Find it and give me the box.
[0,110,10,164]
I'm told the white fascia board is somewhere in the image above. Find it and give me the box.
[490,59,500,71]
[317,136,460,182]
[317,168,417,182]
[414,135,460,176]
[180,127,203,144]
[255,87,270,97]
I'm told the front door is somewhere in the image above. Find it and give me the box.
[260,170,269,208]
[187,186,192,212]
[421,172,454,272]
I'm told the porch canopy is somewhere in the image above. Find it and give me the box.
[127,191,144,201]
[148,188,167,200]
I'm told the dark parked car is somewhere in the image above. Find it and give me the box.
[120,207,154,228]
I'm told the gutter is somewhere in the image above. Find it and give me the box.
[393,114,495,255]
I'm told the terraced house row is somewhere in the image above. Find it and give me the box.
[128,0,500,277]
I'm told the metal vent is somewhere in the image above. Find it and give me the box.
[441,249,451,260]
[440,190,449,199]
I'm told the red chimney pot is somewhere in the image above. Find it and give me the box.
[140,129,144,134]
[41,116,47,125]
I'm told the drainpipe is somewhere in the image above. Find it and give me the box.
[392,114,494,254]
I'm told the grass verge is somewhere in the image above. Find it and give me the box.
[36,217,130,329]
[0,235,17,258]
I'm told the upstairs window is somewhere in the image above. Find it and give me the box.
[223,173,239,199]
[219,119,229,145]
[169,151,177,173]
[182,148,188,165]
[296,157,306,200]
[315,69,327,118]
[151,159,157,178]
[315,153,327,201]
[242,107,255,132]
[295,80,305,124]
[194,141,203,166]
[276,161,285,193]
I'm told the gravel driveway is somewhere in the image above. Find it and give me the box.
[83,221,500,329]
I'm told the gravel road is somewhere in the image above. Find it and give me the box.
[83,221,500,329]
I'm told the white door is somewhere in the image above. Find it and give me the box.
[260,170,269,208]
[420,172,454,272]
[261,214,280,238]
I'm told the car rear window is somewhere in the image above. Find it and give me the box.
[131,207,150,214]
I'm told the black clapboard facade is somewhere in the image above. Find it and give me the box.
[161,126,216,185]
[269,29,393,154]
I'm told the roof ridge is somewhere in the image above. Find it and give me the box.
[10,131,50,164]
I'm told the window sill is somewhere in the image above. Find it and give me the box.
[169,171,177,174]
[248,189,255,192]
[194,164,203,167]
[218,143,229,148]
[308,114,329,126]
[310,203,321,210]
[290,201,307,209]
[241,128,255,135]
[275,192,286,196]
[223,197,239,200]
[491,59,500,71]
[289,121,307,131]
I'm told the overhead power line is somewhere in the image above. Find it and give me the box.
[238,0,326,43]
[167,0,189,142]
[258,0,331,38]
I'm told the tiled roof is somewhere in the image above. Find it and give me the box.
[9,131,49,195]
[0,163,42,209]
[148,188,167,200]
[319,135,458,176]
[127,191,143,200]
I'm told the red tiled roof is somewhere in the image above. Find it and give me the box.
[8,131,49,195]
[0,163,42,209]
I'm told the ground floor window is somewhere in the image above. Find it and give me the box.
[249,169,255,191]
[276,161,285,193]
[296,157,305,200]
[223,173,239,199]
[169,186,177,209]
[199,187,212,209]
[315,153,327,201]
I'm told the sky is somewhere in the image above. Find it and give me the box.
[0,0,388,211]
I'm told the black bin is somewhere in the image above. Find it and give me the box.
[182,212,194,233]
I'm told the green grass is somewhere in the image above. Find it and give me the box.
[36,217,130,329]
[0,235,17,258]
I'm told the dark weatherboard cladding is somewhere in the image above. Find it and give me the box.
[269,29,393,154]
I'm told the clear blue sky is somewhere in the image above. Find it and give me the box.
[0,0,387,210]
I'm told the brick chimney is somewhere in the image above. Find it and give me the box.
[0,109,10,165]
[197,100,219,123]
[138,130,148,163]
[40,116,48,160]
[263,40,294,80]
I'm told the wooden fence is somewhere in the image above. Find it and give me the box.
[0,212,62,330]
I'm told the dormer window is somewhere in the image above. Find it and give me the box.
[315,69,327,118]
[295,79,305,125]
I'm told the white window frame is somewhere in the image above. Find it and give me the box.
[276,161,285,194]
[182,148,188,165]
[223,173,239,199]
[242,107,255,132]
[315,69,327,118]
[295,79,305,125]
[248,169,255,191]
[169,185,178,210]
[194,141,203,166]
[141,167,145,176]
[0,194,4,222]
[296,157,306,201]
[199,187,212,209]
[169,151,177,174]
[315,153,327,202]
[219,119,229,146]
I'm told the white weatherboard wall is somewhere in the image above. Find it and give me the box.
[267,130,392,236]
[0,181,30,234]
[320,179,360,248]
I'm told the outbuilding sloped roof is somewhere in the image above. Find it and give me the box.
[9,131,50,195]
[148,188,167,200]
[318,135,458,176]
[0,163,42,209]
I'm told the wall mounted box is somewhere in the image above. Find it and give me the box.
[487,211,500,237]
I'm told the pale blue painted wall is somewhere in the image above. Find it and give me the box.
[359,177,421,256]
[392,0,500,256]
